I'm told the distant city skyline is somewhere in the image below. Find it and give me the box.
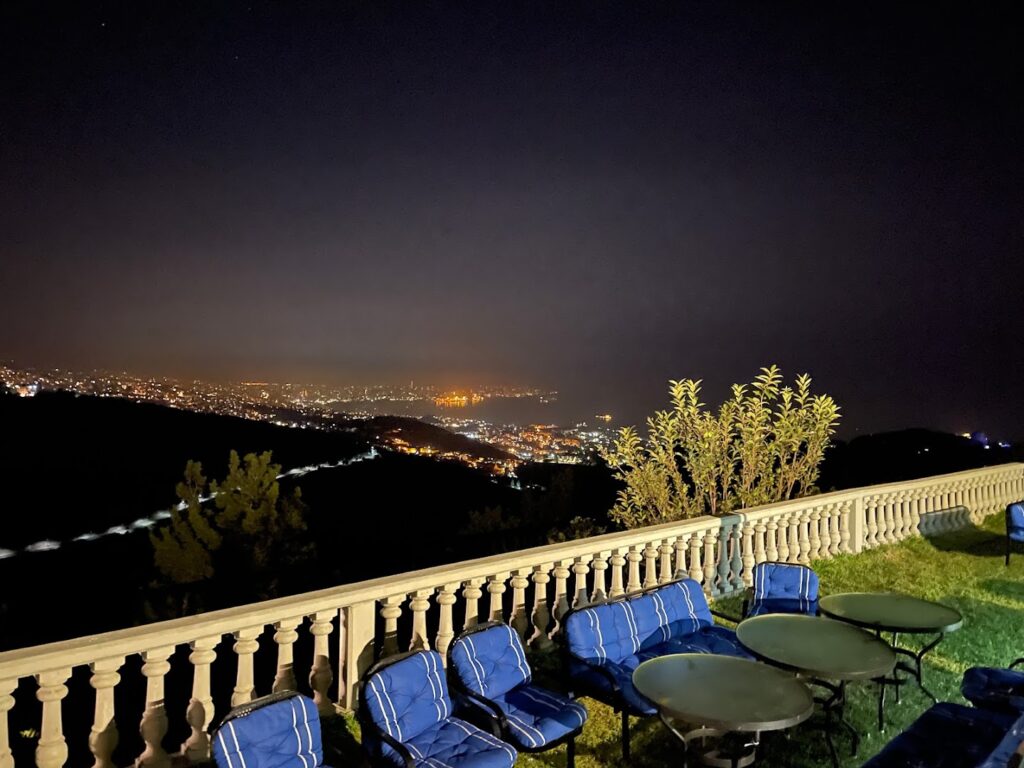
[2,4,1021,438]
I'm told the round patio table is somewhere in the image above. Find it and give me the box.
[736,614,896,768]
[633,654,814,768]
[819,592,963,727]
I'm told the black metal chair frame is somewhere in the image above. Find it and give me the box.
[356,649,433,768]
[448,620,582,767]
[1007,503,1024,567]
[558,578,736,761]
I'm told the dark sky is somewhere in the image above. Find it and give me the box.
[2,2,1021,437]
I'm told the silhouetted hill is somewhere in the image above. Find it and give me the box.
[355,415,513,460]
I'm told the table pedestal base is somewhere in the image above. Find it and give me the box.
[659,716,758,768]
[875,631,943,731]
[808,679,859,768]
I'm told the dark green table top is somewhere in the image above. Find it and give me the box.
[632,653,814,732]
[736,614,896,681]
[818,592,963,634]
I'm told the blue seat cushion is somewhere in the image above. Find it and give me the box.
[492,685,587,749]
[747,597,819,618]
[214,693,326,768]
[1008,503,1024,539]
[862,703,1016,768]
[451,624,532,700]
[364,651,453,744]
[962,667,1024,714]
[568,655,659,715]
[650,625,754,658]
[379,717,517,768]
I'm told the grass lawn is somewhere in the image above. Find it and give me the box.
[329,512,1022,767]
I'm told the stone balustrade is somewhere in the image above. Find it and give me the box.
[0,463,1021,766]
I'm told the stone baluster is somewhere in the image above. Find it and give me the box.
[181,637,217,762]
[840,501,852,553]
[230,628,260,707]
[642,542,659,589]
[571,558,591,609]
[688,533,704,583]
[703,529,718,593]
[742,522,757,586]
[766,517,779,561]
[528,567,553,650]
[88,658,123,768]
[609,549,627,597]
[0,679,14,768]
[895,493,909,541]
[627,545,644,592]
[796,511,811,564]
[658,540,674,584]
[549,560,573,638]
[791,512,805,564]
[462,579,484,630]
[36,668,71,768]
[729,524,746,591]
[714,522,733,595]
[380,597,404,657]
[901,492,915,539]
[673,536,688,579]
[753,519,767,566]
[776,514,790,561]
[865,497,879,547]
[827,505,840,556]
[510,571,531,638]
[137,648,173,768]
[909,491,922,536]
[435,582,460,660]
[309,610,335,715]
[408,590,433,651]
[272,617,302,693]
[808,508,822,559]
[590,553,609,602]
[885,495,899,543]
[488,573,509,621]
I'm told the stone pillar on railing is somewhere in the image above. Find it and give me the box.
[714,520,732,596]
[766,517,779,561]
[609,549,627,597]
[340,600,376,711]
[908,491,922,536]
[529,567,553,650]
[703,528,718,594]
[309,610,335,715]
[230,629,260,707]
[408,590,432,652]
[89,658,123,768]
[796,511,811,564]
[885,495,899,543]
[272,617,301,693]
[754,518,767,566]
[137,648,172,768]
[0,678,14,768]
[462,579,484,630]
[510,571,531,638]
[36,668,71,768]
[673,536,688,580]
[435,582,460,660]
[848,497,862,553]
[548,561,572,639]
[864,496,878,548]
[627,545,644,592]
[381,596,404,657]
[741,521,756,586]
[591,553,610,602]
[776,514,790,561]
[729,522,746,592]
[808,508,822,559]
[899,492,914,539]
[826,504,840,556]
[688,534,704,583]
[182,637,217,761]
[788,513,801,564]
[658,540,674,584]
[642,542,659,589]
[488,573,509,621]
[571,558,591,609]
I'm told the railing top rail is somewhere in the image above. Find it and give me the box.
[0,515,722,677]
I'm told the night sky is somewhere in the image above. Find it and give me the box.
[2,2,1021,437]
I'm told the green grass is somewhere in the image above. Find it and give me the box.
[328,512,1023,767]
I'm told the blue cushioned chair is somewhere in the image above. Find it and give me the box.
[358,649,517,768]
[1007,502,1024,566]
[450,621,587,767]
[963,659,1024,715]
[563,578,751,759]
[742,561,819,618]
[861,702,1024,768]
[212,690,331,768]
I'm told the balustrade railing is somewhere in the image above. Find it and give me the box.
[0,463,1021,766]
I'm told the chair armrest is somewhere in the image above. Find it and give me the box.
[1010,658,1024,670]
[455,683,509,738]
[362,718,416,768]
[710,607,741,624]
[568,652,623,694]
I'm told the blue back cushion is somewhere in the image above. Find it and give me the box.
[213,693,323,768]
[566,579,712,663]
[363,651,452,743]
[752,563,819,603]
[1008,503,1024,531]
[451,624,532,698]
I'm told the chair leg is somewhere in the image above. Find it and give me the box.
[566,735,576,768]
[1008,536,1012,567]
[621,710,631,761]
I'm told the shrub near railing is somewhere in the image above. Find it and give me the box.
[0,463,1021,768]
